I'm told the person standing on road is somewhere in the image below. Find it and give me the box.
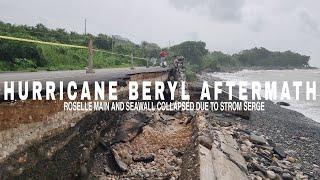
[159,49,168,67]
[173,55,178,68]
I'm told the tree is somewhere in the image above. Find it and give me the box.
[234,47,310,68]
[202,51,240,71]
[94,34,112,50]
[170,41,208,65]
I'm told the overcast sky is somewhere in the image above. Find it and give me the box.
[0,0,320,67]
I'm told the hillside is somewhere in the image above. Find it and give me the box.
[0,21,312,73]
[0,21,160,71]
[169,41,311,73]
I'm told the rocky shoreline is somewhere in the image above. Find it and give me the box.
[209,110,318,179]
[202,73,320,179]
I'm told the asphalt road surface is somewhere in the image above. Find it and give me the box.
[0,67,171,99]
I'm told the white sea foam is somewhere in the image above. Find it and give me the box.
[210,69,320,123]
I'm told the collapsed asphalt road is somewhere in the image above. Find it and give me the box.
[0,67,171,100]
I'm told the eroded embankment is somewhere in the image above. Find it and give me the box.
[0,70,170,179]
[0,63,253,180]
[2,64,316,180]
[1,111,122,178]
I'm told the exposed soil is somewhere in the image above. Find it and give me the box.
[89,111,193,179]
[0,111,124,179]
[0,99,64,131]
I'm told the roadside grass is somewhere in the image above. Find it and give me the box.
[0,45,135,72]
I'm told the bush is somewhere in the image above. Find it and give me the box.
[14,58,37,68]
[186,68,197,82]
[0,60,10,71]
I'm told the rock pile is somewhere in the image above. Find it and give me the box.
[89,110,192,179]
[206,111,318,180]
[238,130,311,180]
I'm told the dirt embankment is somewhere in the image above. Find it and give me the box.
[0,70,171,178]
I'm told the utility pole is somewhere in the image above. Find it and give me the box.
[142,43,148,68]
[111,35,114,52]
[131,44,134,69]
[86,38,95,73]
[84,19,87,35]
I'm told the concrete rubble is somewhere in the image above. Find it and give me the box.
[202,110,317,180]
[87,107,317,180]
[90,110,193,179]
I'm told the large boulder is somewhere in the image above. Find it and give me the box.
[249,134,267,145]
[276,102,290,106]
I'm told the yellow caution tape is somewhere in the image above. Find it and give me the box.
[0,35,147,60]
[0,35,87,49]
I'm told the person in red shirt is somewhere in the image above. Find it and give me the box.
[159,49,168,67]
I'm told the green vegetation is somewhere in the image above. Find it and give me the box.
[185,66,197,81]
[170,41,208,65]
[169,42,311,74]
[235,47,310,68]
[202,51,241,72]
[0,21,160,71]
[0,21,311,73]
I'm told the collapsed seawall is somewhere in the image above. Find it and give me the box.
[1,64,313,179]
[0,63,254,179]
[0,69,171,178]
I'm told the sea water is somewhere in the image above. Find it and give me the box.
[210,69,320,123]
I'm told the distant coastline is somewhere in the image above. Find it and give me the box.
[203,65,318,73]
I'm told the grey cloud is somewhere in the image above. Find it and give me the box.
[170,0,245,22]
[185,32,199,40]
[298,9,320,37]
[170,0,207,10]
[0,0,320,67]
[247,17,264,32]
